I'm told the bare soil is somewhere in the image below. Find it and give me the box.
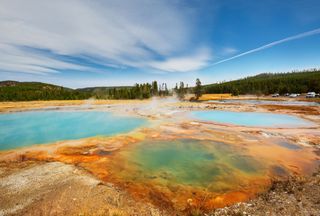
[0,161,165,216]
[211,168,320,216]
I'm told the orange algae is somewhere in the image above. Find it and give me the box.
[96,138,290,211]
[0,125,318,213]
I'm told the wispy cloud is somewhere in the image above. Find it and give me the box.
[0,44,91,75]
[211,28,320,66]
[149,47,211,72]
[221,47,238,56]
[0,0,211,75]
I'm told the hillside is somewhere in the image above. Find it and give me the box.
[0,81,168,101]
[78,86,132,92]
[0,81,91,101]
[204,69,320,95]
[1,69,319,101]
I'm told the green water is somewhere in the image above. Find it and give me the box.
[123,139,264,188]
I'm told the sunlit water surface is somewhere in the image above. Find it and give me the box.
[0,111,146,150]
[191,110,315,127]
[207,99,320,106]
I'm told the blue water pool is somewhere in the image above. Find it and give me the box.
[191,110,315,127]
[0,111,146,150]
[207,99,320,106]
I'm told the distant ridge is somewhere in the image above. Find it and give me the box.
[0,80,69,89]
[0,81,165,101]
[204,69,320,95]
[0,81,90,101]
[1,69,319,101]
[77,86,132,92]
[0,80,20,87]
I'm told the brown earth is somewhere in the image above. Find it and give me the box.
[210,167,320,216]
[0,161,166,216]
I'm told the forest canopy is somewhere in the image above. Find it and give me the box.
[0,81,169,101]
[203,69,320,95]
[1,69,319,101]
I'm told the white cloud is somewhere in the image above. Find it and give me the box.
[0,44,91,75]
[0,0,210,75]
[149,48,211,72]
[221,47,238,55]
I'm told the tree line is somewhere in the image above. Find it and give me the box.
[203,69,320,95]
[1,69,318,101]
[0,81,91,101]
[93,81,170,99]
[0,80,170,101]
[173,78,203,100]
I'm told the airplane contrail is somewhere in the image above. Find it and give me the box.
[211,28,320,66]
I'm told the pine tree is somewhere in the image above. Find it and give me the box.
[194,78,202,100]
[177,81,185,100]
[152,81,158,96]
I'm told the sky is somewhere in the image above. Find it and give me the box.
[0,0,320,88]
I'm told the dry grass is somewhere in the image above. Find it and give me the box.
[261,104,320,115]
[199,94,233,101]
[0,100,84,112]
[0,99,149,112]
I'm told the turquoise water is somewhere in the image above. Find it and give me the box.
[0,111,146,150]
[192,110,315,127]
[207,99,320,106]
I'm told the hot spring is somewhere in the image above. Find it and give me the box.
[191,110,315,127]
[0,108,318,211]
[0,110,146,150]
[114,139,266,188]
[101,136,318,210]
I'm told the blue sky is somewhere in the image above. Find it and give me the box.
[0,0,320,88]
